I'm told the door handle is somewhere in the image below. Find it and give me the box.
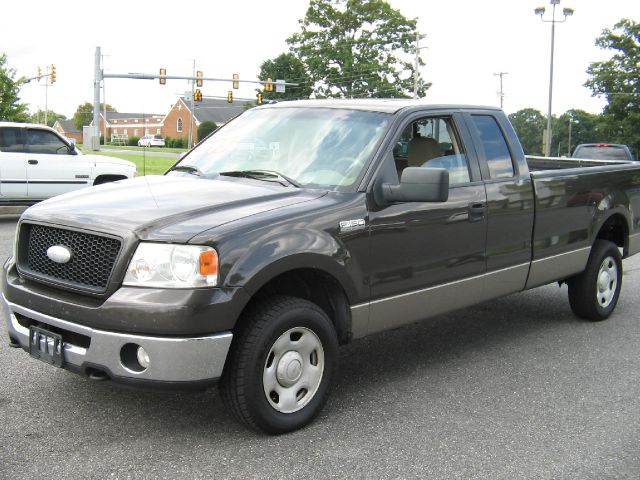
[28,159,38,165]
[468,202,487,222]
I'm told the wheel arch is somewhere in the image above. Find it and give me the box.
[236,261,355,345]
[94,174,128,185]
[594,211,629,256]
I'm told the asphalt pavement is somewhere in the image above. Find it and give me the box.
[1,216,639,479]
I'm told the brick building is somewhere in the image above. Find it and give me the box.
[92,112,164,142]
[87,97,251,145]
[52,119,82,144]
[163,97,248,143]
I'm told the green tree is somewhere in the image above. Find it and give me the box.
[508,108,546,155]
[72,102,116,131]
[197,120,217,141]
[28,109,66,127]
[0,53,29,122]
[287,0,429,98]
[585,19,640,158]
[551,109,599,156]
[258,53,313,100]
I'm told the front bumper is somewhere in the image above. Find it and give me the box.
[4,296,233,387]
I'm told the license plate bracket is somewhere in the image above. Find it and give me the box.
[29,326,64,367]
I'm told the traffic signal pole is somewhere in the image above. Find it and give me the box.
[188,60,195,149]
[44,66,49,126]
[93,46,298,150]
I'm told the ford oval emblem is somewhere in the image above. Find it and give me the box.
[46,245,72,264]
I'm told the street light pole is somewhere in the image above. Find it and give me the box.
[494,71,508,110]
[535,0,574,157]
[413,31,427,99]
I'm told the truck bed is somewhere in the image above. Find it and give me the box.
[526,155,635,171]
[524,155,640,289]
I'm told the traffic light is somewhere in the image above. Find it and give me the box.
[265,77,273,92]
[159,68,166,85]
[227,91,233,103]
[37,66,41,81]
[194,89,203,102]
[50,64,56,83]
[257,92,263,105]
[232,73,239,89]
[196,71,203,87]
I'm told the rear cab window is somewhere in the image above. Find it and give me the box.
[0,127,24,153]
[470,115,515,179]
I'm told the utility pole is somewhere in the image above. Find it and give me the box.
[101,53,109,145]
[413,31,427,99]
[188,59,195,149]
[567,116,573,156]
[44,65,49,126]
[93,47,102,151]
[494,71,508,110]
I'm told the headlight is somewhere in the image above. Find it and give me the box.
[123,243,218,288]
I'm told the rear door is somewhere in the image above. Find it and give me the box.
[25,128,91,199]
[464,112,535,295]
[0,126,28,199]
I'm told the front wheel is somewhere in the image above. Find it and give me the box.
[568,239,622,321]
[220,296,338,434]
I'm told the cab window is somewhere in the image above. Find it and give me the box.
[470,115,514,179]
[0,127,24,153]
[25,129,70,155]
[394,117,471,185]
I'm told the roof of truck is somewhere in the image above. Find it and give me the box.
[261,98,502,114]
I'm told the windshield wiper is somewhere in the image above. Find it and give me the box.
[168,165,206,177]
[219,170,301,188]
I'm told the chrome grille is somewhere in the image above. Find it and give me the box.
[19,223,122,294]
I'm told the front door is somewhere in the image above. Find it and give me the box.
[366,113,488,335]
[25,128,90,199]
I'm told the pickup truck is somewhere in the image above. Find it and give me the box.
[572,143,636,162]
[0,122,136,205]
[4,100,640,434]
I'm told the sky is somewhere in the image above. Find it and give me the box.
[2,0,639,119]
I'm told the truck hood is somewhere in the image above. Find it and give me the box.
[22,175,325,243]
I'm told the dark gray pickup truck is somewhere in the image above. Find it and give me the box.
[4,100,640,433]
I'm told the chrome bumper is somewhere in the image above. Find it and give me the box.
[4,296,232,383]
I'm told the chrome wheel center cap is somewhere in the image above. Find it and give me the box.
[276,351,303,387]
[598,271,611,291]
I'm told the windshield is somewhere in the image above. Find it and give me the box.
[574,146,629,161]
[173,107,391,190]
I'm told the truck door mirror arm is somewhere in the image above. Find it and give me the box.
[382,167,450,203]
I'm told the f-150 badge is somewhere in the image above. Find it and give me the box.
[339,219,366,233]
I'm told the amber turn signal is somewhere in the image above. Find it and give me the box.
[199,250,218,276]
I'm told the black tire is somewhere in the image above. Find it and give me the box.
[220,295,338,434]
[568,239,622,321]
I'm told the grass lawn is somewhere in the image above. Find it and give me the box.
[96,152,176,175]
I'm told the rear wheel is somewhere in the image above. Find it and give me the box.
[220,295,338,434]
[568,239,622,321]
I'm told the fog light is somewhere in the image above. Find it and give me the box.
[136,347,150,369]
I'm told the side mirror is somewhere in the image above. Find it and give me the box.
[68,143,76,154]
[382,167,449,203]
